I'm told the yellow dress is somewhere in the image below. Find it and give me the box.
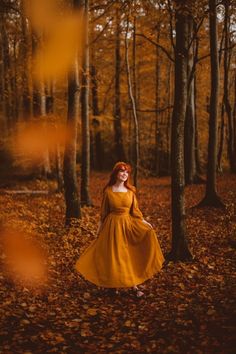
[75,186,164,288]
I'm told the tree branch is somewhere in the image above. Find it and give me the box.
[128,105,173,113]
[135,33,174,62]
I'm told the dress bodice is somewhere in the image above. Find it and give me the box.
[100,186,143,222]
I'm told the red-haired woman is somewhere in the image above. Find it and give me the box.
[75,162,164,297]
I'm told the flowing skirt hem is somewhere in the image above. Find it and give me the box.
[75,260,164,288]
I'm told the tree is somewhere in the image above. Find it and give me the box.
[198,0,224,207]
[20,1,32,120]
[90,49,104,170]
[167,0,193,261]
[80,0,92,206]
[63,0,82,225]
[223,0,236,173]
[125,11,139,187]
[114,5,126,162]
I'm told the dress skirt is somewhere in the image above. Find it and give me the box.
[75,186,164,288]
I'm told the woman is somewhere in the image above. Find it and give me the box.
[75,162,164,297]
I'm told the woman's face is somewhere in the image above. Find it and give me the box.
[116,168,129,183]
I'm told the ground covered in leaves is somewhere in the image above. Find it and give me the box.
[0,173,235,353]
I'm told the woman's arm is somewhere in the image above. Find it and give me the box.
[130,192,153,228]
[97,189,110,235]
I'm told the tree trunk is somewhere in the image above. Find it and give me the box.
[223,0,236,172]
[184,16,197,184]
[155,24,161,176]
[21,0,32,120]
[167,1,192,261]
[81,0,92,206]
[32,32,41,117]
[125,14,139,187]
[90,61,103,170]
[63,0,82,225]
[234,69,236,160]
[1,19,13,131]
[198,0,224,207]
[194,77,202,175]
[64,60,81,224]
[12,36,19,121]
[114,6,126,162]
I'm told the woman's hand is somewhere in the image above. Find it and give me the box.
[142,219,153,229]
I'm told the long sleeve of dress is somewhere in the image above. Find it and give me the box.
[130,192,143,219]
[100,190,110,223]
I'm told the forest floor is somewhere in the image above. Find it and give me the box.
[0,172,235,354]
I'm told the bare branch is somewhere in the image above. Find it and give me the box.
[128,105,173,113]
[89,20,111,45]
[135,33,174,62]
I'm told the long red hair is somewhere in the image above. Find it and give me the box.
[103,162,136,193]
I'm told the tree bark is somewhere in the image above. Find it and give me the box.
[155,23,161,176]
[194,73,203,177]
[184,16,197,184]
[223,0,236,172]
[20,0,32,119]
[31,32,41,118]
[63,0,82,225]
[125,14,139,187]
[0,18,13,131]
[81,0,92,206]
[217,97,225,172]
[167,1,192,261]
[114,6,126,161]
[198,0,224,207]
[90,60,103,170]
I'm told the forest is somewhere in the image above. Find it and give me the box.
[0,0,235,353]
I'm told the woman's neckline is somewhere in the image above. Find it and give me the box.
[110,186,128,193]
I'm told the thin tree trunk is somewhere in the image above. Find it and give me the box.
[223,0,236,172]
[114,6,126,161]
[155,24,161,176]
[21,0,32,119]
[125,14,139,187]
[90,54,103,170]
[166,62,172,174]
[217,98,225,171]
[12,36,19,121]
[32,32,41,117]
[234,69,236,158]
[194,76,202,175]
[184,16,197,184]
[1,19,13,131]
[63,0,82,225]
[167,1,192,261]
[81,0,92,206]
[198,0,224,207]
